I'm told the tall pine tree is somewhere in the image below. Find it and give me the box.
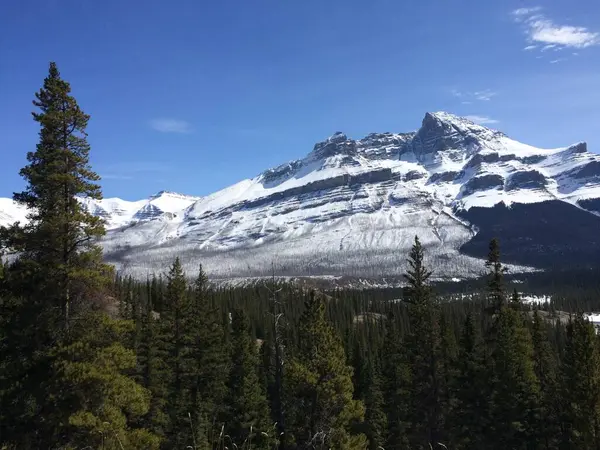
[488,305,540,450]
[450,313,488,449]
[285,292,366,449]
[188,264,229,447]
[224,309,272,449]
[0,62,152,448]
[162,257,193,448]
[560,314,600,449]
[403,236,443,449]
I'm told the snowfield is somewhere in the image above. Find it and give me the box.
[2,112,600,280]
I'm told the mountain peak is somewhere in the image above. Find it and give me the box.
[149,190,198,200]
[310,131,356,160]
[424,111,491,130]
[327,131,348,142]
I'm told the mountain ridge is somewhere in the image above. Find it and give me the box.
[2,111,600,280]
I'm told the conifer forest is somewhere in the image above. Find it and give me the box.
[4,63,600,450]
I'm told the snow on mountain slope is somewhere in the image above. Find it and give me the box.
[0,198,28,227]
[78,191,201,229]
[2,112,600,279]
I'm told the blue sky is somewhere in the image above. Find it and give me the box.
[1,0,599,200]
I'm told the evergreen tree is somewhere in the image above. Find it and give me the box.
[1,61,107,334]
[363,360,388,450]
[403,236,443,449]
[224,309,272,449]
[162,257,192,448]
[49,313,160,449]
[488,306,540,450]
[451,313,488,449]
[560,315,600,449]
[188,264,229,447]
[531,309,559,449]
[137,294,170,441]
[439,312,458,422]
[486,238,507,315]
[0,62,116,447]
[381,314,411,450]
[285,292,366,449]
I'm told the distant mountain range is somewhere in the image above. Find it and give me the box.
[3,112,600,281]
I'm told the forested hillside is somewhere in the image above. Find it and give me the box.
[3,63,600,450]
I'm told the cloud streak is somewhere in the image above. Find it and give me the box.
[150,118,193,134]
[451,88,497,102]
[512,6,542,17]
[512,7,599,50]
[474,90,496,101]
[465,115,499,125]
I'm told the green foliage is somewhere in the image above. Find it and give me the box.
[450,313,488,449]
[285,293,366,449]
[488,306,539,450]
[49,313,160,449]
[381,315,412,449]
[404,236,444,448]
[531,309,560,449]
[137,294,170,440]
[1,61,109,335]
[560,314,600,449]
[188,265,229,446]
[224,309,272,449]
[486,237,507,314]
[0,62,119,448]
[362,361,387,450]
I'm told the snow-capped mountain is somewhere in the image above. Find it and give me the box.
[3,112,600,280]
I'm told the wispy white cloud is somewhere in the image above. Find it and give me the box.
[512,7,599,50]
[465,115,499,125]
[449,88,497,102]
[549,58,565,64]
[523,45,537,51]
[150,118,193,134]
[512,6,542,18]
[474,90,497,101]
[529,20,599,48]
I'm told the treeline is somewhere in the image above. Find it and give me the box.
[2,63,600,450]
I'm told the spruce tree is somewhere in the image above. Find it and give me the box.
[560,315,600,449]
[488,307,540,450]
[285,292,366,449]
[486,238,507,315]
[188,264,229,447]
[162,257,192,448]
[439,312,458,423]
[137,294,170,440]
[1,61,107,334]
[49,313,160,449]
[363,360,388,450]
[450,313,488,449]
[224,309,272,449]
[403,236,443,449]
[381,313,411,450]
[531,309,559,449]
[0,62,123,447]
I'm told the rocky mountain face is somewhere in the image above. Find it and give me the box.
[2,112,600,280]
